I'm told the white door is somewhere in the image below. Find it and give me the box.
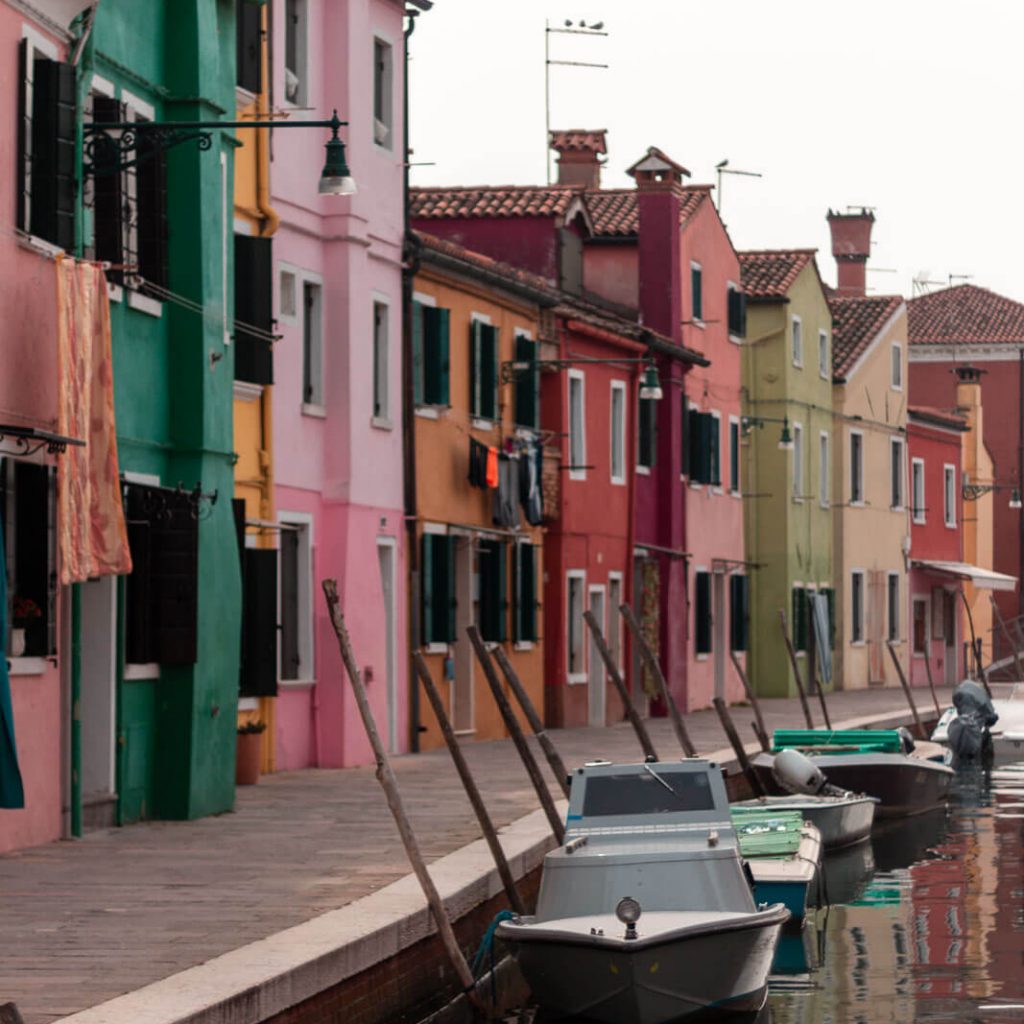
[713,571,726,700]
[79,576,117,827]
[588,587,606,726]
[377,541,398,754]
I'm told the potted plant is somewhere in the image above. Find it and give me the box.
[236,719,266,786]
[9,596,42,657]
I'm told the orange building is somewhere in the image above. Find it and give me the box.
[410,233,552,746]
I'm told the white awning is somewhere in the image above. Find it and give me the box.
[911,559,1018,591]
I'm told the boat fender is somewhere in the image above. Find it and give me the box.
[773,748,827,795]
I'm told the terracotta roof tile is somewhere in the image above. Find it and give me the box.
[584,185,710,238]
[409,185,583,220]
[908,405,968,431]
[830,294,904,378]
[549,129,607,155]
[738,250,817,298]
[908,284,1024,346]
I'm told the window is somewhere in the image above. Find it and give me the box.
[850,431,864,503]
[477,539,507,643]
[887,573,900,642]
[729,574,749,652]
[729,418,740,494]
[822,586,836,650]
[913,597,928,656]
[236,0,262,93]
[235,235,273,385]
[637,393,657,470]
[944,465,957,527]
[610,381,626,484]
[691,262,703,322]
[567,572,585,677]
[373,38,393,149]
[890,438,905,509]
[891,343,903,390]
[284,0,307,105]
[687,408,720,486]
[513,335,539,429]
[17,37,75,250]
[373,300,389,422]
[568,371,586,480]
[238,532,277,698]
[0,460,56,658]
[818,330,829,379]
[792,422,804,498]
[514,543,537,643]
[412,299,451,406]
[791,586,808,652]
[791,316,803,367]
[694,571,712,655]
[279,269,296,318]
[279,518,313,681]
[470,319,498,421]
[302,280,323,407]
[851,571,865,643]
[727,285,746,338]
[819,432,830,507]
[422,533,455,645]
[911,458,925,523]
[608,575,623,670]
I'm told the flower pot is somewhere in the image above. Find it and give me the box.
[9,628,26,658]
[235,731,263,785]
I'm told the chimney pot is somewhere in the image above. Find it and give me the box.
[827,207,875,297]
[549,129,607,189]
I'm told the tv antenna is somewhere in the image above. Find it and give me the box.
[715,159,762,213]
[545,19,608,184]
[912,271,944,297]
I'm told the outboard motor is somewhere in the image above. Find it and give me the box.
[896,727,916,755]
[947,680,999,766]
[772,748,851,798]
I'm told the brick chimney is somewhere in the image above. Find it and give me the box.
[827,207,875,297]
[628,146,691,342]
[549,129,607,189]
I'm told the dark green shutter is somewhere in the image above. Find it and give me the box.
[514,335,539,428]
[234,234,274,385]
[445,536,457,642]
[421,533,434,643]
[639,396,657,468]
[730,575,748,652]
[792,587,809,653]
[824,587,835,650]
[29,54,76,250]
[136,131,169,290]
[680,395,690,476]
[92,97,124,277]
[689,410,712,484]
[516,543,537,642]
[436,307,450,405]
[240,548,278,697]
[479,539,507,642]
[695,571,712,654]
[412,301,424,405]
[470,320,482,416]
[710,416,721,486]
[691,265,703,321]
[728,288,747,338]
[481,325,498,420]
[237,0,262,92]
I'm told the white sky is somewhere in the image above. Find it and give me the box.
[408,0,1024,303]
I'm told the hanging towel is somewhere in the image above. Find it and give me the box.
[56,257,133,584]
[485,446,499,489]
[493,454,520,528]
[0,521,25,809]
[468,438,489,488]
[519,444,544,526]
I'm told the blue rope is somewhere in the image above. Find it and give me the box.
[472,909,516,978]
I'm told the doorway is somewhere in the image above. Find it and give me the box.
[376,539,398,754]
[588,586,606,726]
[452,535,474,733]
[79,576,117,829]
[713,570,726,700]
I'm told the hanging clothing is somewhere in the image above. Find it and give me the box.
[519,443,544,526]
[468,438,489,488]
[0,521,24,809]
[485,446,499,489]
[493,454,520,528]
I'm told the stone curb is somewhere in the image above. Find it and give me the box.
[55,705,926,1024]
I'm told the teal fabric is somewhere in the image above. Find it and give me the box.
[0,520,24,809]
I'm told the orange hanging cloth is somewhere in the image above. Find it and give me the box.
[485,446,499,488]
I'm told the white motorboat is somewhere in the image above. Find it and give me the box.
[932,682,1024,766]
[497,759,789,1024]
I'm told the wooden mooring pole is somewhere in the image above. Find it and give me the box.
[466,625,565,843]
[730,650,770,752]
[779,609,815,729]
[490,644,570,799]
[712,697,766,798]
[412,652,526,915]
[321,581,484,1011]
[885,639,926,739]
[807,611,833,730]
[583,609,658,761]
[620,604,698,757]
[921,645,943,718]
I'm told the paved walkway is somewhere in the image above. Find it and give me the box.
[0,686,947,1023]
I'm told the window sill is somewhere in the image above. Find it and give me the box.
[820,501,831,510]
[610,476,626,487]
[945,521,957,530]
[17,233,64,261]
[415,406,441,420]
[636,465,651,476]
[7,657,48,676]
[280,677,316,688]
[730,489,742,499]
[711,486,724,496]
[423,642,448,655]
[568,472,587,482]
[695,653,709,662]
[238,697,259,712]
[124,662,160,681]
[371,416,393,431]
[471,417,496,431]
[912,652,929,660]
[127,290,163,318]
[850,640,866,647]
[850,500,866,509]
[691,319,705,330]
[792,361,804,370]
[728,334,743,346]
[566,673,587,685]
[514,641,535,652]
[302,403,327,419]
[912,516,926,526]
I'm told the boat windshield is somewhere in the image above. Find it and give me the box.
[581,768,716,817]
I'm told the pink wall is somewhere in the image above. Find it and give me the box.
[584,244,638,309]
[0,5,67,852]
[270,0,408,767]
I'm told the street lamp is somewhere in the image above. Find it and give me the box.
[639,363,663,401]
[742,414,793,451]
[502,356,664,401]
[962,475,1023,510]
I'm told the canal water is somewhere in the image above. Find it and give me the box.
[506,763,1024,1023]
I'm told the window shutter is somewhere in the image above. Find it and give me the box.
[514,335,538,428]
[240,548,278,697]
[421,533,434,644]
[279,528,301,679]
[16,40,28,233]
[29,55,76,250]
[150,491,199,665]
[444,536,457,643]
[236,0,262,93]
[517,543,536,642]
[639,395,657,468]
[695,571,711,654]
[436,307,450,405]
[136,131,169,290]
[824,587,836,650]
[470,320,482,416]
[412,301,424,405]
[234,234,274,385]
[680,395,690,476]
[483,325,498,420]
[92,97,124,277]
[691,266,703,321]
[728,289,748,338]
[478,539,506,643]
[125,513,153,664]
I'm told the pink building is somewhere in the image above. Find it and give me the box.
[266,0,411,767]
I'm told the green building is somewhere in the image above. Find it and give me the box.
[738,251,834,698]
[70,1,241,827]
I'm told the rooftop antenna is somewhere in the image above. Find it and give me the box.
[715,159,762,213]
[544,19,608,185]
[913,271,944,297]
[949,273,973,287]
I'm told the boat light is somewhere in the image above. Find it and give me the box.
[616,896,642,940]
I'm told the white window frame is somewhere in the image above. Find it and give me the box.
[891,342,903,391]
[709,410,723,492]
[792,421,804,499]
[469,311,497,429]
[726,281,742,344]
[944,464,957,528]
[609,380,626,486]
[18,25,60,251]
[850,429,865,505]
[912,596,930,658]
[568,369,587,481]
[818,329,829,379]
[372,34,395,151]
[607,572,624,673]
[728,414,741,495]
[301,272,325,415]
[911,457,926,524]
[818,431,830,508]
[566,570,587,683]
[791,315,803,368]
[283,0,308,107]
[851,569,866,645]
[278,510,315,685]
[372,294,391,429]
[277,263,299,324]
[890,437,905,510]
[887,571,900,643]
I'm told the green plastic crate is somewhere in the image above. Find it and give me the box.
[772,728,903,754]
[730,808,805,857]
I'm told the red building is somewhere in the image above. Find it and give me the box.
[906,407,968,688]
